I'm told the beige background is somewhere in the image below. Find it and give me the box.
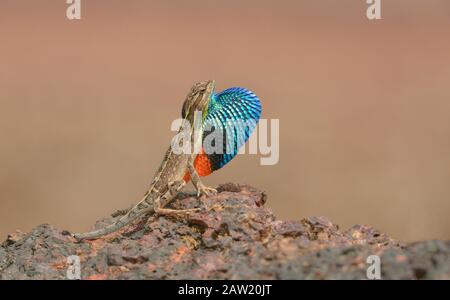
[1,1,450,242]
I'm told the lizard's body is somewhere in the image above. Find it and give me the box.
[74,81,216,240]
[74,80,262,240]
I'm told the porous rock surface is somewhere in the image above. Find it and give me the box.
[1,183,449,279]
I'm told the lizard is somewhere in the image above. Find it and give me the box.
[73,80,262,240]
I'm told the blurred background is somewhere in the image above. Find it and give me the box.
[1,0,449,242]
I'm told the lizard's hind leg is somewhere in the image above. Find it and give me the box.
[188,162,217,197]
[154,180,201,218]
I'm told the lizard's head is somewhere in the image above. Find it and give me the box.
[181,80,215,122]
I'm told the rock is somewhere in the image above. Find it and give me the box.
[0,183,449,280]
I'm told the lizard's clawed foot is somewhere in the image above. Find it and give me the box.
[197,184,217,198]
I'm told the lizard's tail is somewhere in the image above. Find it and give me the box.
[73,194,153,241]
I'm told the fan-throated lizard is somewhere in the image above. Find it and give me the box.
[74,80,261,240]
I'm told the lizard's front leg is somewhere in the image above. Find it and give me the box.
[154,180,201,217]
[188,159,217,197]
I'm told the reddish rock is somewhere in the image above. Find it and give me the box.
[0,183,449,280]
